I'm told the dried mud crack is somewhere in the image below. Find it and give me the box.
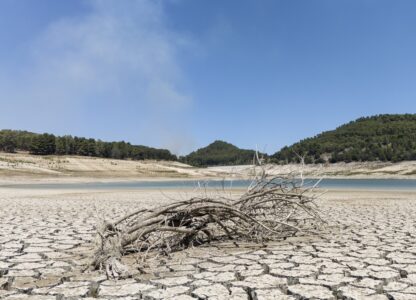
[1,189,416,299]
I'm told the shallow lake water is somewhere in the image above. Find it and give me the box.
[1,178,416,190]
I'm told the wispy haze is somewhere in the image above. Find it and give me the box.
[0,0,415,154]
[0,0,193,154]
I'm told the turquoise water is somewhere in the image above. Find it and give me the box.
[1,178,416,190]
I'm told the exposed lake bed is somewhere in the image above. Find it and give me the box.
[1,155,416,299]
[1,184,416,299]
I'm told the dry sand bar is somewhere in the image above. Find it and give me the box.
[1,187,416,299]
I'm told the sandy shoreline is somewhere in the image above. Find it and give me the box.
[1,153,416,186]
[0,186,416,299]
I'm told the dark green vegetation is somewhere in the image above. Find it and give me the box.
[180,140,259,167]
[1,114,415,165]
[0,130,176,160]
[272,114,416,164]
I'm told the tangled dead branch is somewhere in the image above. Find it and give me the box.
[90,164,325,278]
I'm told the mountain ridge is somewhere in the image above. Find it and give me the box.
[180,140,259,167]
[272,114,416,164]
[2,113,416,166]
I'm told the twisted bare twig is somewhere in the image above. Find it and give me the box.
[91,162,324,279]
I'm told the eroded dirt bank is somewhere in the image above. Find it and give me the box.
[0,152,415,185]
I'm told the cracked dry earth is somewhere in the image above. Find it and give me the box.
[0,188,416,300]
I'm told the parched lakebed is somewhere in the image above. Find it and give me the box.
[0,187,416,299]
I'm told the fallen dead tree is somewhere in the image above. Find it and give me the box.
[90,165,325,278]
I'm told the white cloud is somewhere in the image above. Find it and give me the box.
[0,0,194,153]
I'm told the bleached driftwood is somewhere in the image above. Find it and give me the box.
[91,164,324,278]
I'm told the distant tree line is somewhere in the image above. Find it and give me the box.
[272,114,416,164]
[2,114,415,166]
[0,130,176,161]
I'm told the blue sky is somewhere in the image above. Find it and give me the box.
[0,0,415,154]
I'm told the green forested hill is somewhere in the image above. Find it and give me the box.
[272,114,416,163]
[0,130,176,161]
[2,114,415,165]
[181,140,258,166]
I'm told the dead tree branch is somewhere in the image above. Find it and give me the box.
[90,164,324,278]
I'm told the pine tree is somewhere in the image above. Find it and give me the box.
[30,134,56,155]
